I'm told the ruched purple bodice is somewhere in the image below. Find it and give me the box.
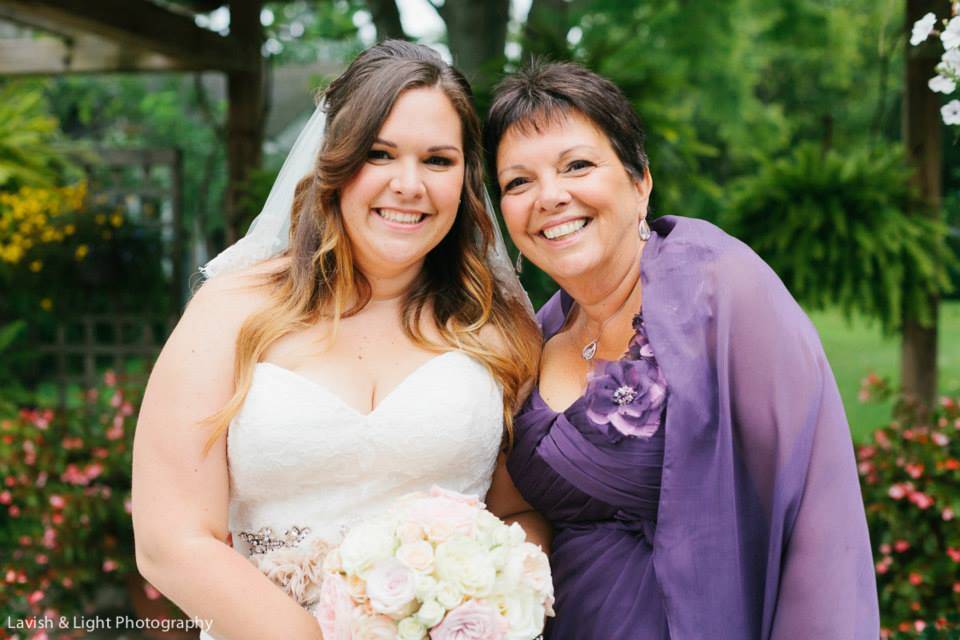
[508,290,670,639]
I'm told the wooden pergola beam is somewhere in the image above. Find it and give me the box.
[0,36,203,74]
[0,0,254,72]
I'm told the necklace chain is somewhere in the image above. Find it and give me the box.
[579,283,639,361]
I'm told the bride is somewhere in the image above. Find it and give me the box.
[131,40,545,639]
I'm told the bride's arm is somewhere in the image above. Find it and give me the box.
[132,272,323,640]
[486,453,552,552]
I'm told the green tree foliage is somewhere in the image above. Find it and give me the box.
[723,143,950,333]
[45,75,229,250]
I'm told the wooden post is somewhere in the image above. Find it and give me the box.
[901,0,948,413]
[225,0,265,244]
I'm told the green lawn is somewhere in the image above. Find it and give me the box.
[807,300,960,443]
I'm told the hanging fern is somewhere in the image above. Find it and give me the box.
[722,143,951,333]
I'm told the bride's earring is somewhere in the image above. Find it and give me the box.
[638,217,651,241]
[514,252,523,274]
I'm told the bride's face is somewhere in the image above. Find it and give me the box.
[339,86,464,280]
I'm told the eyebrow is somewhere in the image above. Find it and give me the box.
[373,138,462,155]
[497,145,597,177]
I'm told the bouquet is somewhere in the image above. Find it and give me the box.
[309,486,554,640]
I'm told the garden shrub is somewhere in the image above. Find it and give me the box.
[857,375,960,637]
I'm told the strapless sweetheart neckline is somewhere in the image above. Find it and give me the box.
[255,350,466,418]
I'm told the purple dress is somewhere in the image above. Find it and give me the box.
[509,216,879,639]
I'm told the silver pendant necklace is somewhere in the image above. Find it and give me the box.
[580,285,638,361]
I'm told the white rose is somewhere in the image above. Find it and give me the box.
[339,521,397,577]
[435,581,464,610]
[352,613,397,640]
[507,522,526,545]
[397,616,428,640]
[415,599,446,628]
[414,574,438,602]
[492,590,546,640]
[365,558,418,620]
[489,545,509,570]
[434,538,496,598]
[475,511,504,546]
[500,542,553,600]
[396,540,434,573]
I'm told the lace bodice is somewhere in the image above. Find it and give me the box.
[226,351,503,558]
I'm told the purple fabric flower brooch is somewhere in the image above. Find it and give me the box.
[584,314,667,442]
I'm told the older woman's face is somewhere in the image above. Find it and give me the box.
[496,111,651,285]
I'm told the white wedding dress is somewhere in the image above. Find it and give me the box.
[199,350,503,639]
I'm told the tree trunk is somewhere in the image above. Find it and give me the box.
[437,0,510,95]
[365,0,406,41]
[225,0,265,244]
[523,0,574,59]
[901,0,947,413]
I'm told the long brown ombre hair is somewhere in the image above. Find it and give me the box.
[204,41,541,451]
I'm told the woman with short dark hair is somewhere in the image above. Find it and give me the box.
[487,61,879,639]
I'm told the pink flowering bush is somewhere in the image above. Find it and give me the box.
[0,371,142,625]
[857,374,960,637]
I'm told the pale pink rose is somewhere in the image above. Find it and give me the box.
[430,600,507,640]
[353,613,399,639]
[517,543,552,596]
[429,486,481,507]
[48,495,65,509]
[397,540,435,573]
[312,573,357,640]
[366,558,418,619]
[406,496,478,542]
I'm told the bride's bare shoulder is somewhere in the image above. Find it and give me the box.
[190,257,289,317]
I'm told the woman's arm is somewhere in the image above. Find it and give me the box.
[485,453,552,552]
[718,248,878,638]
[132,273,323,640]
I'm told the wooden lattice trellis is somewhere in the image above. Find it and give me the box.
[36,147,183,403]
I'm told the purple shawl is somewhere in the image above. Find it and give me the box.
[539,215,879,638]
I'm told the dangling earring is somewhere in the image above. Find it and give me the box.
[514,252,523,274]
[638,217,651,241]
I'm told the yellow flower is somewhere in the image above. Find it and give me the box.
[110,213,123,227]
[95,214,106,225]
[40,298,52,311]
[3,245,24,263]
[29,260,42,272]
[75,244,89,260]
[64,224,76,235]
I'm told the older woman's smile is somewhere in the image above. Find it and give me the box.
[541,216,591,240]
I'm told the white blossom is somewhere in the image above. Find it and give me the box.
[942,47,960,75]
[942,16,960,50]
[929,74,957,94]
[941,99,960,125]
[912,12,938,46]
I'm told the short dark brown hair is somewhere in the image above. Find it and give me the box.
[484,60,649,189]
